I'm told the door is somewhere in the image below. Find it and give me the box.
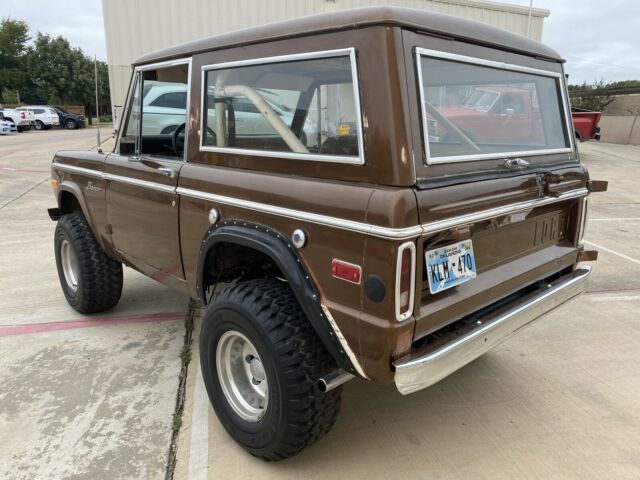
[106,59,191,288]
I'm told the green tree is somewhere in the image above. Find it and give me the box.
[24,33,110,120]
[0,18,30,102]
[568,79,615,111]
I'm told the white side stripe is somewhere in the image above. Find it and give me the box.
[52,163,589,241]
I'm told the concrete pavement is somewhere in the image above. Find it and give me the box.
[0,128,190,479]
[174,141,640,480]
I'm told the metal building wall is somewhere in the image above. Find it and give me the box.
[102,0,549,110]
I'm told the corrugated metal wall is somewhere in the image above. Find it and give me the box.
[102,0,549,109]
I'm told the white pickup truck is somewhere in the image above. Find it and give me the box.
[16,106,60,130]
[0,107,35,132]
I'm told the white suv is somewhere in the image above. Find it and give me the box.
[16,106,60,130]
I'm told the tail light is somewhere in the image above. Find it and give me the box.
[395,242,416,321]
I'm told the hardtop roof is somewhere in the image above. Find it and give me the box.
[134,6,563,65]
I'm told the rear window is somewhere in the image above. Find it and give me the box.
[201,48,364,164]
[417,49,572,164]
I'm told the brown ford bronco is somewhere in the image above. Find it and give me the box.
[48,7,606,460]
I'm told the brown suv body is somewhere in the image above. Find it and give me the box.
[50,7,598,392]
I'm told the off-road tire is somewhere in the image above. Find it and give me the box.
[54,211,123,313]
[200,278,342,461]
[34,120,44,130]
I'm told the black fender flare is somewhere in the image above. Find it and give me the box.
[196,220,357,376]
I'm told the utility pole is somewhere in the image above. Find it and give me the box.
[94,55,101,151]
[526,0,533,38]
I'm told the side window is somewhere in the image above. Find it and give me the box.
[34,108,45,114]
[119,62,190,159]
[202,49,363,163]
[149,91,188,109]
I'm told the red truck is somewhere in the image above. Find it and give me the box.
[571,107,602,142]
[427,87,601,147]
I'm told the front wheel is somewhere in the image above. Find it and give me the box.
[65,119,77,129]
[54,211,123,313]
[200,278,342,461]
[34,120,44,130]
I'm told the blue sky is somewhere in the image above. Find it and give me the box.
[2,0,638,84]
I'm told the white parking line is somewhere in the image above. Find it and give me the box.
[585,240,640,266]
[590,296,640,302]
[589,218,640,222]
[188,364,209,480]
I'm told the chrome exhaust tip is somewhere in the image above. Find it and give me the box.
[317,370,355,392]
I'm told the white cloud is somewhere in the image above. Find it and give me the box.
[2,0,637,83]
[508,0,640,83]
[1,0,106,59]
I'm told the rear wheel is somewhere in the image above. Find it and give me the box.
[200,278,342,461]
[54,211,123,313]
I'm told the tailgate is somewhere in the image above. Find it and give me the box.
[412,166,588,340]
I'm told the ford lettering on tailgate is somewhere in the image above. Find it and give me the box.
[426,240,477,294]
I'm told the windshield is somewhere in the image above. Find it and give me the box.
[418,52,571,163]
[464,89,498,112]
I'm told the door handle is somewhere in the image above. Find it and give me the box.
[158,167,176,178]
[504,158,530,169]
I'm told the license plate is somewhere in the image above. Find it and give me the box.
[426,239,477,294]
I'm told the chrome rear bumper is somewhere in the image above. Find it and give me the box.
[394,266,591,395]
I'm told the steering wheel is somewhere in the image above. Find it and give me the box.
[172,123,186,157]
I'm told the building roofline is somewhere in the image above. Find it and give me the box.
[441,0,550,17]
[134,6,561,66]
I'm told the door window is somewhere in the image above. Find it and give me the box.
[119,62,190,159]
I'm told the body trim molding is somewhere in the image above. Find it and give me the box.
[52,163,588,240]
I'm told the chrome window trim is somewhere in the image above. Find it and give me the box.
[395,242,417,322]
[199,48,365,165]
[415,47,574,165]
[51,164,588,240]
[115,70,138,155]
[117,58,192,160]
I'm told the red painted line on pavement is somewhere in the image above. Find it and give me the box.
[0,311,185,337]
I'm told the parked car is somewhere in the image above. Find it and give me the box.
[0,119,17,135]
[141,81,317,142]
[571,107,602,142]
[0,107,34,132]
[52,107,85,129]
[16,106,59,130]
[48,7,607,460]
[427,86,546,146]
